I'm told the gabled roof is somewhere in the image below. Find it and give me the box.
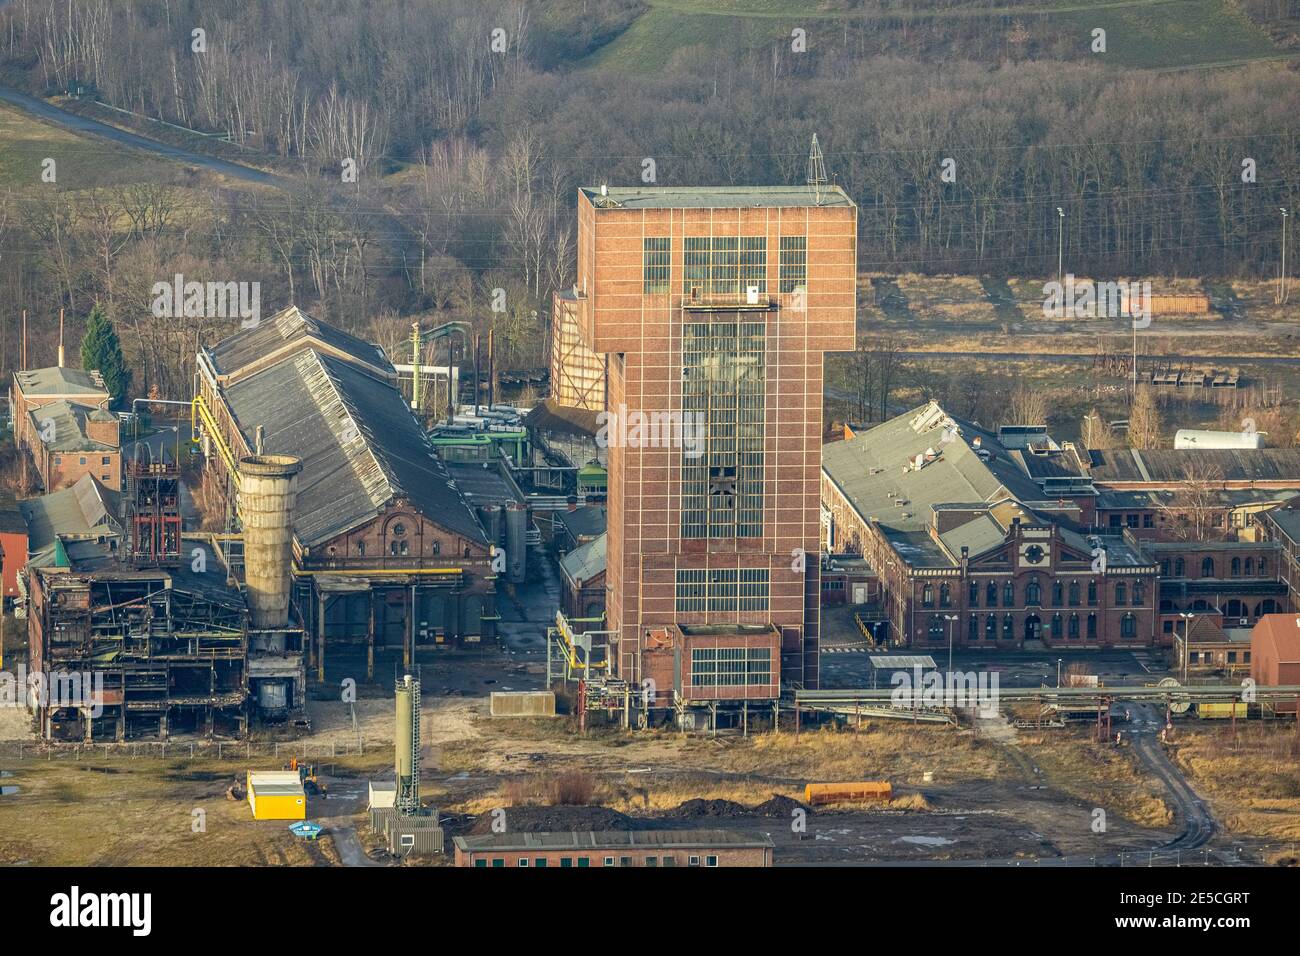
[19,474,122,568]
[221,344,486,548]
[1250,614,1300,662]
[28,400,116,452]
[13,366,107,397]
[560,533,606,585]
[206,305,393,385]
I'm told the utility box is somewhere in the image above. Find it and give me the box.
[368,781,397,810]
[247,771,307,820]
[383,811,443,858]
[490,691,556,717]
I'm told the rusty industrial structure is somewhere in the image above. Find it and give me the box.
[22,438,307,741]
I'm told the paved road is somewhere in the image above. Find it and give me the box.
[893,350,1300,366]
[0,85,279,186]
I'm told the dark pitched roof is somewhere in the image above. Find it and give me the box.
[1087,448,1300,484]
[28,400,116,452]
[18,475,122,567]
[221,346,486,548]
[525,398,601,439]
[0,490,24,534]
[206,305,393,383]
[555,505,607,540]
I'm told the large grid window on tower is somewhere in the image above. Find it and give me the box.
[681,316,765,540]
[682,236,767,297]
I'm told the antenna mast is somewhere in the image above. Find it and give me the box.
[807,133,828,205]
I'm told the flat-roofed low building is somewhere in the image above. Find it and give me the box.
[452,829,774,868]
[1173,616,1253,677]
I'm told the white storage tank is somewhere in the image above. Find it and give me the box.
[1173,429,1264,450]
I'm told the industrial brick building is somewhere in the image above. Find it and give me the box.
[9,366,122,493]
[823,404,1159,649]
[566,184,857,723]
[192,306,496,678]
[1250,614,1300,713]
[452,830,774,867]
[822,401,1299,651]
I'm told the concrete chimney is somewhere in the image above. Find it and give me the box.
[239,454,302,629]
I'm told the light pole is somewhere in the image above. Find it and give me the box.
[1179,612,1196,683]
[1056,207,1065,282]
[1280,207,1289,305]
[943,613,960,676]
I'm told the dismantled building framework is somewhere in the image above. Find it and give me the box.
[24,445,307,741]
[28,553,249,740]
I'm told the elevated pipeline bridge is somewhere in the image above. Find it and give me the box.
[792,684,1300,720]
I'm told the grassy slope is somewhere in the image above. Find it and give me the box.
[0,102,180,189]
[585,0,1283,72]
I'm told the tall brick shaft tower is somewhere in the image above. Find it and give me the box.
[573,186,857,720]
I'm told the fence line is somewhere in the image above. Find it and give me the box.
[0,739,365,762]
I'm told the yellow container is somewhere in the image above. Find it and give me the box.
[804,782,892,806]
[1195,702,1248,720]
[247,771,307,820]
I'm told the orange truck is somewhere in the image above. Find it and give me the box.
[803,782,892,806]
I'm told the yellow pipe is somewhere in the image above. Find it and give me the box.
[192,393,241,480]
[293,568,465,576]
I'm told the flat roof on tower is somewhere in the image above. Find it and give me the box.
[579,185,855,209]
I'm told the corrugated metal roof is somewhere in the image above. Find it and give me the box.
[222,342,486,547]
[560,533,606,584]
[821,402,1044,566]
[28,400,115,451]
[207,305,393,381]
[866,655,937,670]
[19,475,122,566]
[1088,448,1300,484]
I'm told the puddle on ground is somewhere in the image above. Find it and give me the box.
[898,835,954,847]
[0,786,20,796]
